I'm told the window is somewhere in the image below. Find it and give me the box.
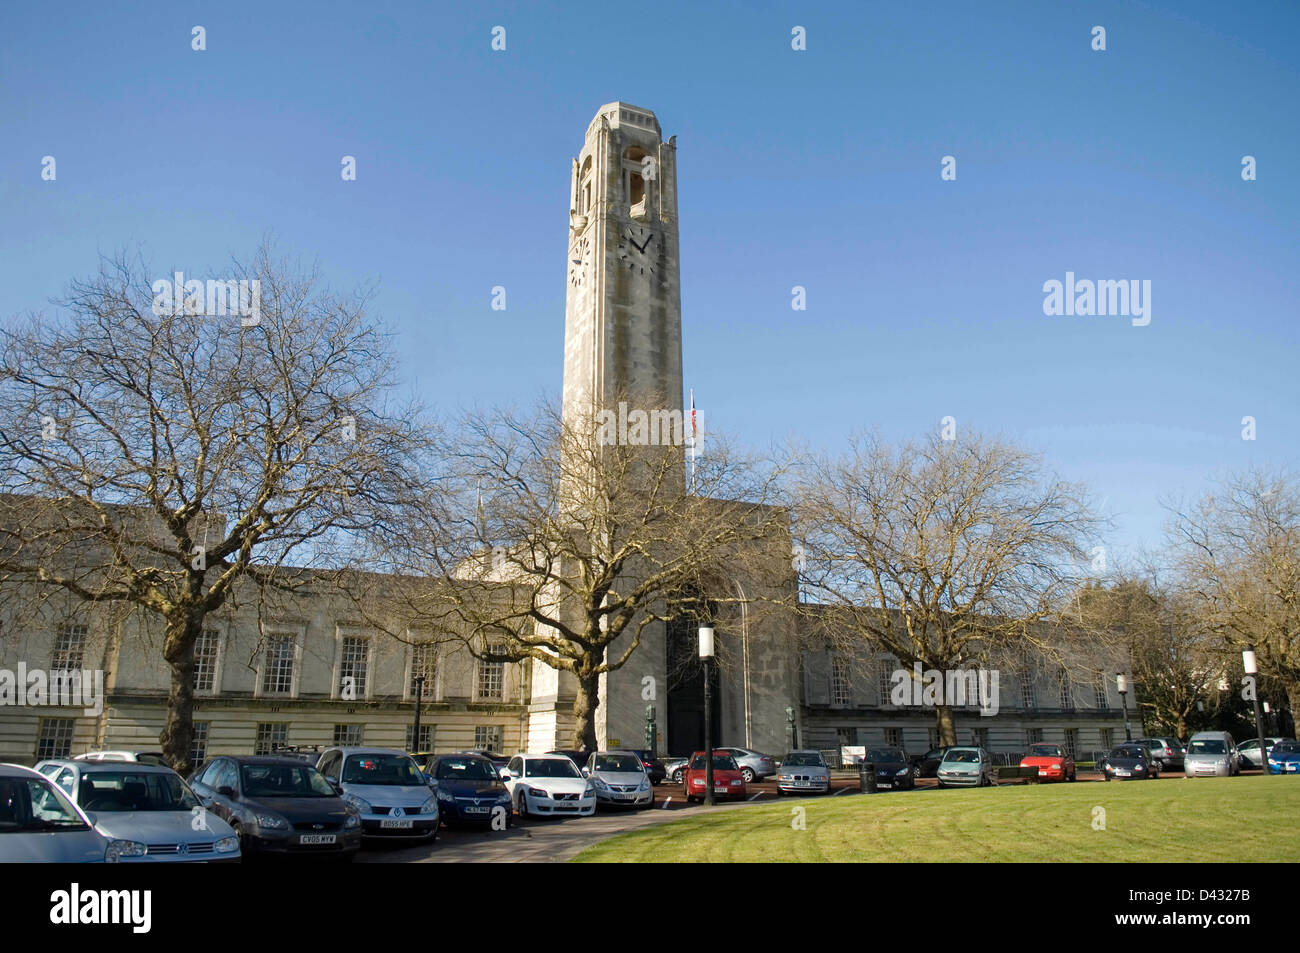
[52,624,86,671]
[339,636,370,699]
[36,718,75,760]
[333,724,364,746]
[1020,671,1036,710]
[191,721,209,765]
[928,728,939,749]
[1063,729,1078,759]
[625,147,647,211]
[406,725,433,752]
[477,645,505,701]
[970,728,985,747]
[1093,678,1108,709]
[830,656,851,707]
[878,659,896,705]
[193,629,220,693]
[1026,727,1043,745]
[410,642,437,699]
[836,727,856,747]
[254,723,288,755]
[1058,673,1074,710]
[475,725,503,751]
[261,634,296,695]
[884,727,901,747]
[1100,728,1113,752]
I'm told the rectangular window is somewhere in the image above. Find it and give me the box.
[1026,727,1044,745]
[1093,678,1108,709]
[406,725,433,752]
[830,656,851,707]
[410,643,437,699]
[884,727,901,747]
[878,659,895,705]
[1100,728,1113,752]
[1058,673,1074,710]
[333,724,364,747]
[1063,728,1078,759]
[191,721,209,765]
[262,635,296,695]
[1020,672,1036,710]
[474,725,502,751]
[52,624,86,672]
[477,645,505,701]
[254,723,288,755]
[339,636,369,699]
[193,629,220,693]
[928,728,939,749]
[36,718,76,760]
[970,728,985,747]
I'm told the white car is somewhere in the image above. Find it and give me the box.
[582,751,653,808]
[316,747,438,841]
[0,763,113,862]
[34,760,241,862]
[503,754,596,818]
[74,750,167,765]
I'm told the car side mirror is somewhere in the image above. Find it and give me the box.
[581,768,590,777]
[216,786,236,798]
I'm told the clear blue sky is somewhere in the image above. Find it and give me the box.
[3,0,1297,565]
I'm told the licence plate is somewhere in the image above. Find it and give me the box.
[714,787,728,792]
[464,806,490,814]
[380,818,414,829]
[299,834,336,845]
[1115,770,1130,777]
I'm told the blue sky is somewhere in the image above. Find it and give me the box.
[3,0,1297,564]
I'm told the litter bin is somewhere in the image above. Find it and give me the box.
[859,761,876,794]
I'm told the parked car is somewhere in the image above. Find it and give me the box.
[917,747,951,778]
[862,746,916,790]
[936,747,997,788]
[317,747,439,841]
[189,756,362,859]
[425,754,513,827]
[1019,743,1076,782]
[583,751,654,808]
[34,759,240,862]
[1237,737,1291,770]
[502,753,596,818]
[0,763,113,862]
[268,744,323,765]
[1098,743,1157,780]
[775,750,831,795]
[664,757,690,784]
[1266,740,1300,775]
[1184,731,1241,778]
[457,750,511,778]
[627,749,668,785]
[547,749,591,771]
[1142,736,1186,771]
[716,747,776,783]
[408,751,439,782]
[683,751,747,802]
[73,751,166,765]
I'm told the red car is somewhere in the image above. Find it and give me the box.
[1019,742,1076,782]
[683,751,747,802]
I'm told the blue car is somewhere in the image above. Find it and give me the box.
[426,754,513,827]
[1267,740,1300,774]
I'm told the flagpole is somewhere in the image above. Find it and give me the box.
[689,389,696,495]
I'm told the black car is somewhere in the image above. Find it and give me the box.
[863,746,916,790]
[626,749,667,785]
[547,749,591,770]
[189,755,362,859]
[1097,744,1157,781]
[426,754,514,827]
[457,750,510,774]
[916,747,951,778]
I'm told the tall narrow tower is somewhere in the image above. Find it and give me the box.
[562,103,683,474]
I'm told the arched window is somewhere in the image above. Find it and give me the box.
[624,147,648,213]
[578,155,593,215]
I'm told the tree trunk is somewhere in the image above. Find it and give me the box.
[936,705,957,746]
[570,671,601,752]
[159,609,203,777]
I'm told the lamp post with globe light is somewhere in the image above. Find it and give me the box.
[1117,673,1132,741]
[699,624,715,806]
[1243,648,1268,774]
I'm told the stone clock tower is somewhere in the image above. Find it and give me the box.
[562,102,684,470]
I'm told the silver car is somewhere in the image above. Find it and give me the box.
[0,763,111,862]
[936,746,998,788]
[583,751,654,808]
[1184,731,1240,778]
[775,750,831,795]
[717,747,776,783]
[1237,737,1291,770]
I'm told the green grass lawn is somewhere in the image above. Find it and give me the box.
[572,776,1300,862]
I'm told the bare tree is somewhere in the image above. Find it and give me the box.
[1167,468,1300,723]
[0,245,435,774]
[792,430,1101,745]
[358,399,791,752]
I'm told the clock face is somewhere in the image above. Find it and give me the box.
[617,226,657,278]
[569,236,592,288]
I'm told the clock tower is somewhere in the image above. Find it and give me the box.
[562,102,683,479]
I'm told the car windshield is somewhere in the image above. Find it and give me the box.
[1188,740,1226,755]
[865,748,904,762]
[594,755,643,773]
[1028,745,1063,757]
[942,749,980,763]
[435,759,497,781]
[690,755,739,770]
[0,777,91,833]
[241,764,337,797]
[1111,747,1143,759]
[77,771,200,812]
[341,754,424,786]
[782,753,824,767]
[525,759,582,779]
[1273,742,1300,754]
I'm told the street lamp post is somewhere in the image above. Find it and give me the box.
[412,674,426,753]
[1117,673,1132,741]
[1244,648,1268,774]
[699,624,715,806]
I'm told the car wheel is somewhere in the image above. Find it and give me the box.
[516,791,528,819]
[740,767,755,783]
[672,768,684,784]
[911,764,921,779]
